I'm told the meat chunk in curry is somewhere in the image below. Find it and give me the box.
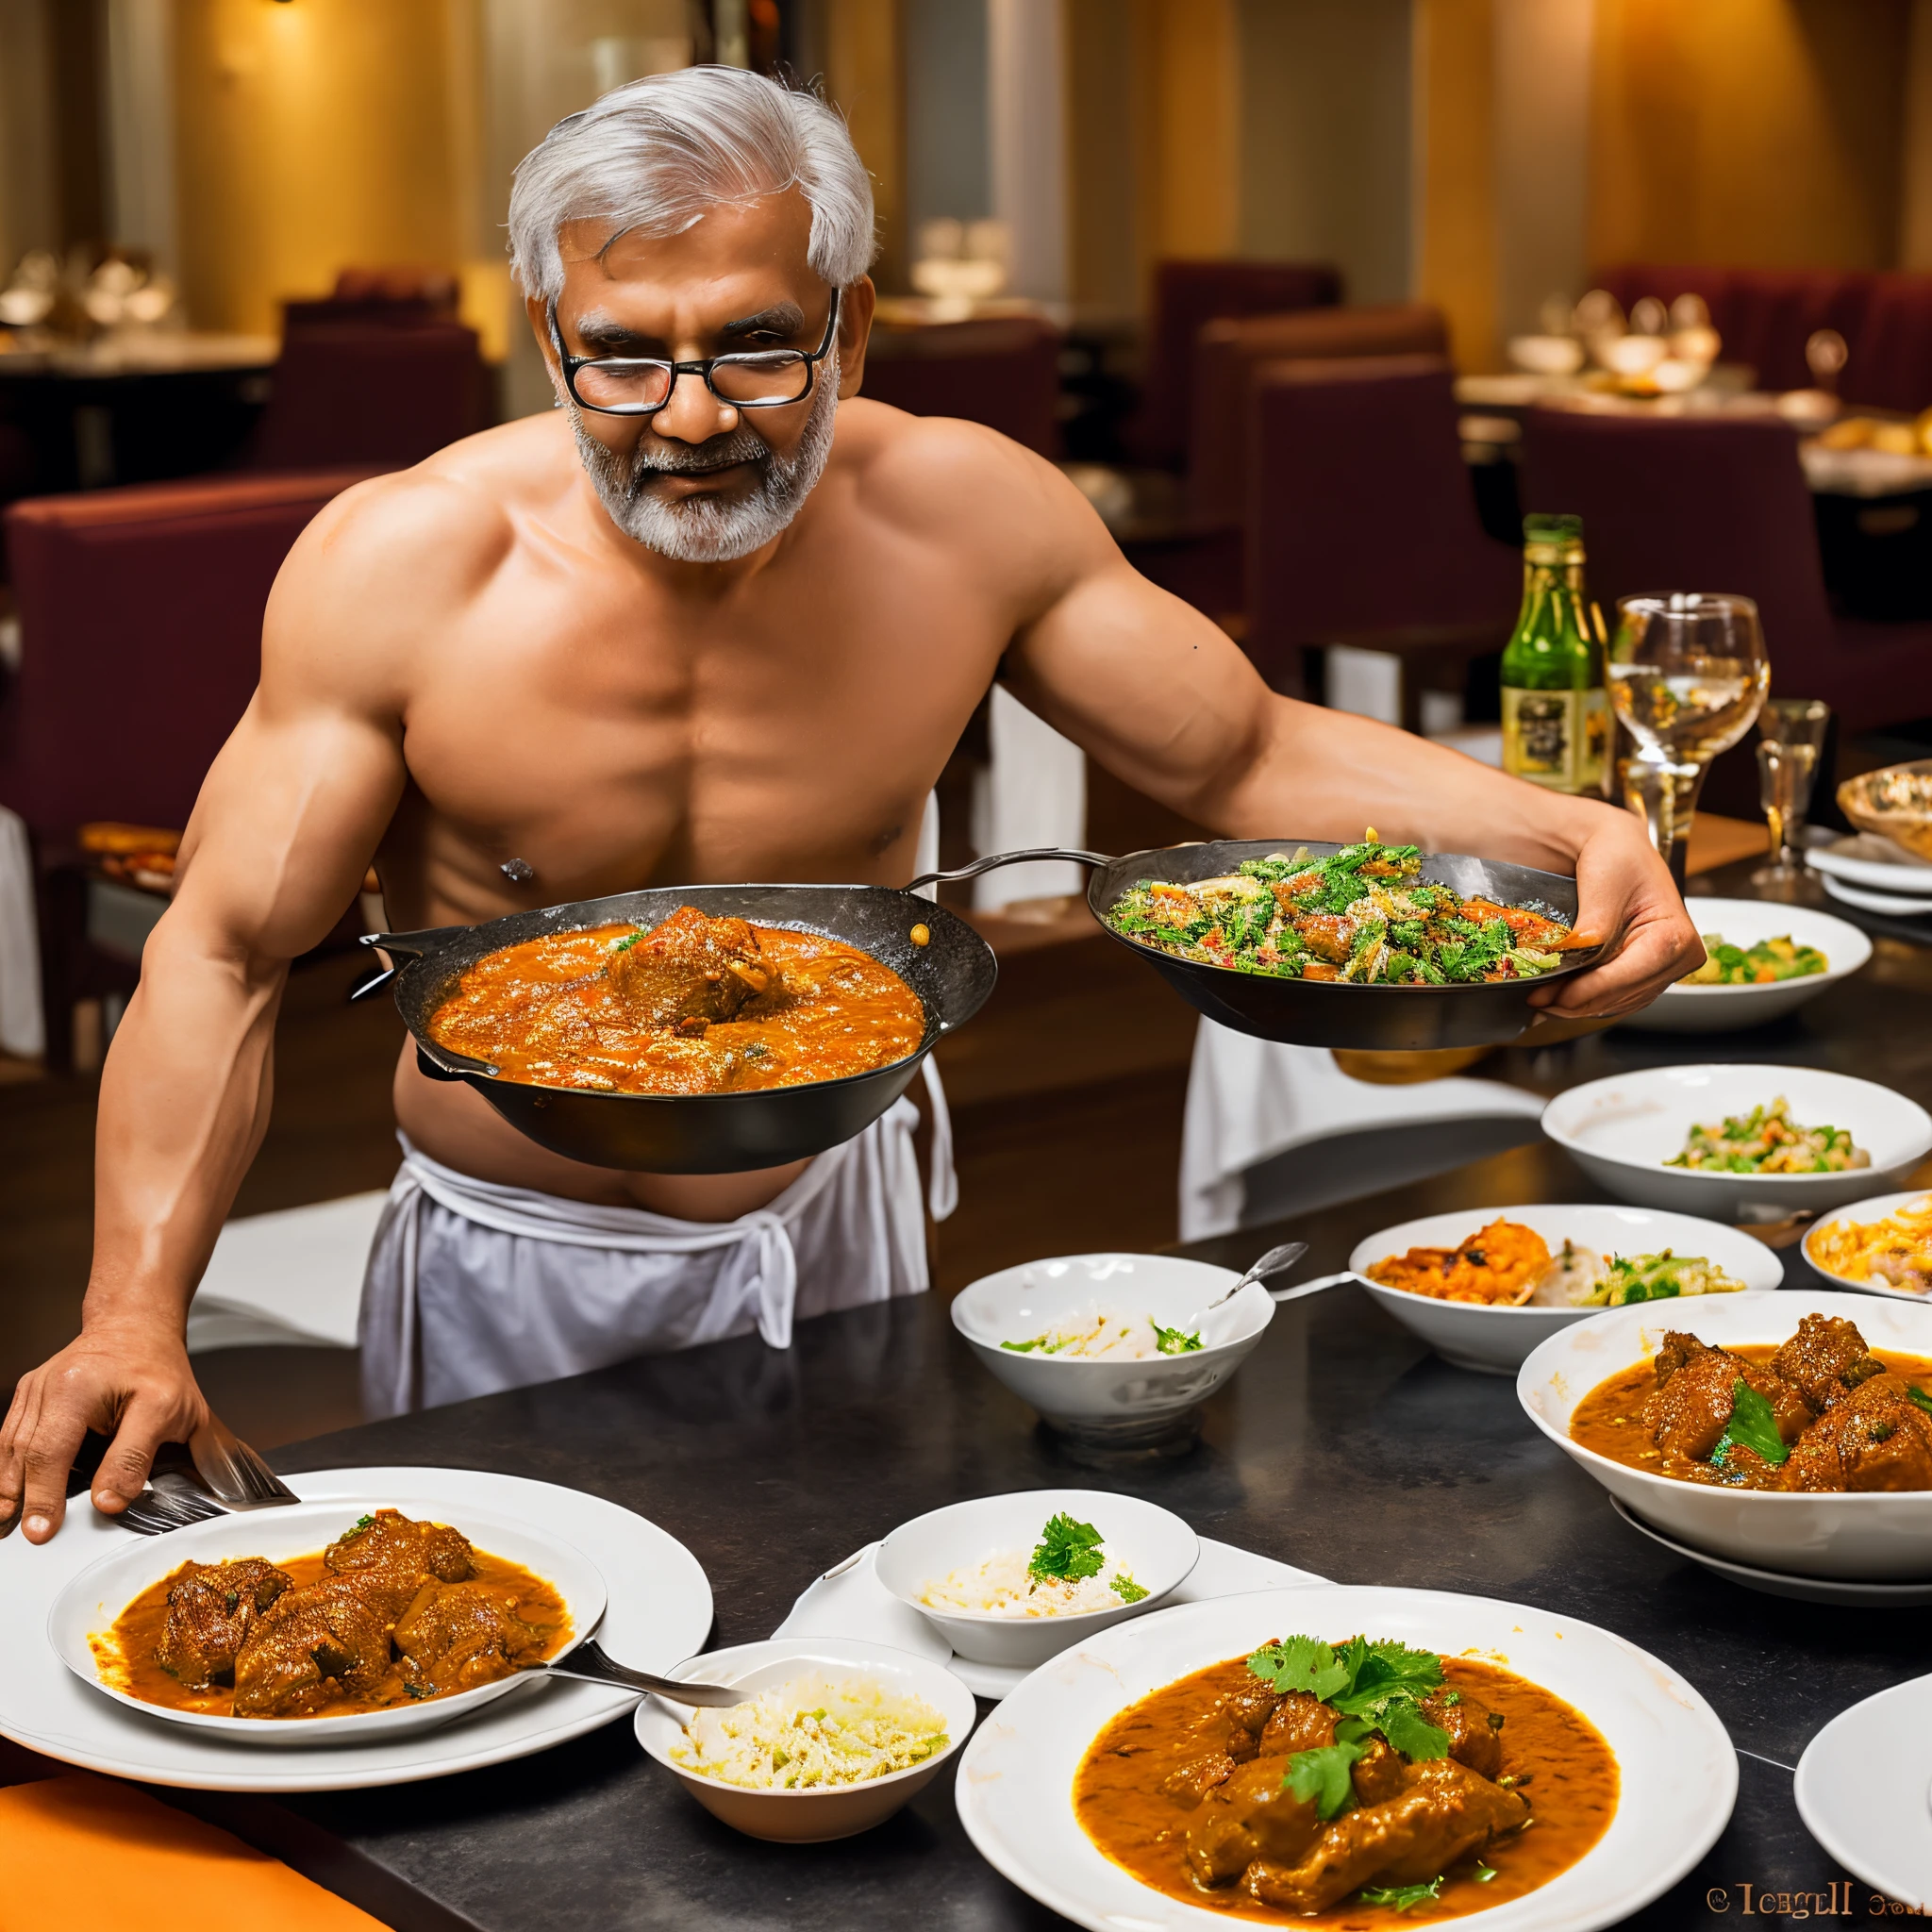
[605,906,777,1028]
[1572,1313,1932,1492]
[155,1557,291,1690]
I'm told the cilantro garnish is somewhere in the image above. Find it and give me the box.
[610,928,646,955]
[999,1338,1046,1353]
[1709,1379,1790,1470]
[1153,1322,1203,1356]
[1907,1385,1932,1419]
[1028,1513,1107,1584]
[1360,1877,1445,1910]
[352,1514,375,1531]
[1285,1739,1365,1818]
[404,1682,434,1699]
[1109,1574,1149,1605]
[1474,1863,1498,1883]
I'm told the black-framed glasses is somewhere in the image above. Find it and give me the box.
[548,289,841,416]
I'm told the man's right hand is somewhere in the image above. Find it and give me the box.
[0,1324,209,1542]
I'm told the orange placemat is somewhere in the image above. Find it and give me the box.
[0,1773,389,1931]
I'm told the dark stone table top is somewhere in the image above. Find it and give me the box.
[151,1122,1921,1932]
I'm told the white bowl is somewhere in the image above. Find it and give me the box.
[1804,1189,1932,1303]
[951,1254,1272,1443]
[49,1498,606,1745]
[1822,872,1932,917]
[633,1636,976,1842]
[874,1490,1199,1669]
[1620,898,1870,1032]
[1518,1290,1932,1579]
[955,1584,1736,1932]
[1541,1063,1932,1219]
[1348,1202,1784,1374]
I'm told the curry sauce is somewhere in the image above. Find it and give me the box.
[428,920,924,1097]
[1074,1655,1617,1927]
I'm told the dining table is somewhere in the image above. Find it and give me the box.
[20,856,1932,1930]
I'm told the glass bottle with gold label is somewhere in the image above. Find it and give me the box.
[1500,512,1610,794]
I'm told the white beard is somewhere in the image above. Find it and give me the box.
[568,354,841,563]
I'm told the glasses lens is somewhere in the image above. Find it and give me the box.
[574,359,674,411]
[711,353,810,405]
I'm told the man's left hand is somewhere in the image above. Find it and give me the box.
[1529,808,1702,1019]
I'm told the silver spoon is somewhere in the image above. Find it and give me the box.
[538,1639,750,1707]
[1183,1241,1310,1340]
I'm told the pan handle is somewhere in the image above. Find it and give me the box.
[906,847,1114,893]
[349,925,469,1004]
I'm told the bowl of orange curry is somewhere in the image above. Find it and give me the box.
[1518,1290,1932,1580]
[49,1502,605,1744]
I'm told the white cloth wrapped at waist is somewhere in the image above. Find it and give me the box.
[359,1059,955,1418]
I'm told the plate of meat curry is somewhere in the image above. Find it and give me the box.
[1519,1291,1932,1581]
[50,1502,605,1744]
[954,1584,1734,1932]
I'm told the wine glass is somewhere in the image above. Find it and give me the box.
[1607,593,1770,886]
[1751,698,1831,895]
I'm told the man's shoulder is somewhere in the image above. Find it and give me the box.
[832,397,1060,516]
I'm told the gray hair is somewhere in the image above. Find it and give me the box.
[508,67,876,303]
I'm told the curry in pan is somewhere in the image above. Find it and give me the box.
[428,907,925,1097]
[95,1509,570,1721]
[1571,1312,1932,1491]
[1074,1633,1615,1924]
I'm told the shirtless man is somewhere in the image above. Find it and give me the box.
[0,69,1698,1541]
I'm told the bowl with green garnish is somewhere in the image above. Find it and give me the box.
[1622,899,1869,1034]
[951,1254,1274,1446]
[874,1490,1199,1669]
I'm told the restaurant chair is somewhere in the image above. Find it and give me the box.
[1243,356,1520,708]
[281,264,462,332]
[1188,302,1451,526]
[1124,258,1342,472]
[859,316,1061,456]
[246,317,490,472]
[1520,406,1932,735]
[0,469,375,1067]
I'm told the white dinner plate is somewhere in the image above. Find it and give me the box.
[955,1584,1736,1932]
[1795,1675,1932,1908]
[49,1498,608,1745]
[1620,898,1870,1033]
[1541,1063,1932,1219]
[1347,1202,1783,1374]
[1608,1497,1932,1606]
[1807,834,1932,893]
[0,1467,712,1791]
[1805,1190,1932,1303]
[1822,873,1932,918]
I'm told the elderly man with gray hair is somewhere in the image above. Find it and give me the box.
[1,69,1694,1542]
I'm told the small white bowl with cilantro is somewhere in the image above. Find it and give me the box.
[875,1490,1199,1669]
[951,1254,1273,1446]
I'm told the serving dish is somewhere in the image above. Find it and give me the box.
[955,1584,1737,1932]
[1541,1063,1932,1218]
[1519,1290,1932,1580]
[3,1468,712,1791]
[48,1498,606,1746]
[1619,897,1869,1033]
[1794,1674,1932,1908]
[358,882,998,1174]
[1345,1203,1784,1374]
[1822,873,1932,918]
[1807,831,1932,893]
[633,1636,977,1842]
[1839,758,1932,863]
[1804,1190,1932,1303]
[874,1490,1198,1670]
[1006,839,1604,1052]
[950,1254,1272,1443]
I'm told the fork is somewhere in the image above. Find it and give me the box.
[110,1414,298,1535]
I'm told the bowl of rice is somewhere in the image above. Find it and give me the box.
[874,1489,1199,1670]
[634,1636,977,1842]
[951,1253,1274,1446]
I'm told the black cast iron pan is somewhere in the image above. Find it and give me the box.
[355,881,998,1174]
[946,838,1607,1053]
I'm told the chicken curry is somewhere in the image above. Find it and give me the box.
[1074,1635,1616,1924]
[1571,1313,1932,1491]
[95,1509,570,1720]
[428,908,925,1096]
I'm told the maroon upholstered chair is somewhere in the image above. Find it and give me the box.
[1520,406,1932,734]
[1243,357,1519,702]
[1189,303,1451,525]
[1125,259,1343,471]
[246,321,490,471]
[858,317,1061,455]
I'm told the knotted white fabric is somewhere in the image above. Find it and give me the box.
[359,1059,955,1418]
[0,807,44,1058]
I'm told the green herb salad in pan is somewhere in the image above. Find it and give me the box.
[1105,837,1584,988]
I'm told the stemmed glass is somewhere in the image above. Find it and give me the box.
[1607,593,1770,886]
[1751,699,1831,894]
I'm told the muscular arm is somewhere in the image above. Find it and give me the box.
[952,438,1697,1014]
[0,474,491,1541]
